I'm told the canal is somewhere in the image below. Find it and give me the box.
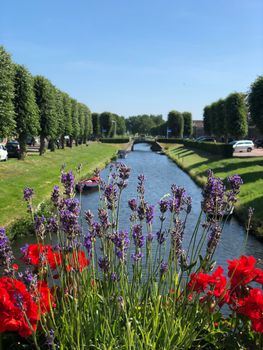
[79,143,263,270]
[12,143,263,271]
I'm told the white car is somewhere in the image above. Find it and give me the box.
[230,140,254,153]
[0,144,8,161]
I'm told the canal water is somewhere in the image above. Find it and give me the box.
[12,143,263,271]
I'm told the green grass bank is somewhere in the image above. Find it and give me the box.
[0,143,119,228]
[164,144,263,239]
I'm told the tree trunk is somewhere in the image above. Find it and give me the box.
[60,135,65,149]
[75,138,78,146]
[69,136,73,148]
[49,139,56,152]
[39,135,46,155]
[18,134,27,160]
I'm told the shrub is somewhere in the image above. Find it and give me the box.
[100,137,130,143]
[156,137,184,144]
[183,140,233,157]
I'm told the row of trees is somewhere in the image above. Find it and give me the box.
[92,112,126,137]
[203,75,263,141]
[0,46,93,159]
[151,111,193,138]
[125,115,164,135]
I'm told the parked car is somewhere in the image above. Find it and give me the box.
[255,139,263,148]
[6,140,20,158]
[230,140,254,153]
[0,145,8,161]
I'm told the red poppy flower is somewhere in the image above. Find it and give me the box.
[0,277,39,337]
[227,256,258,287]
[35,281,55,314]
[238,288,263,333]
[21,244,62,270]
[66,250,90,272]
[187,272,210,292]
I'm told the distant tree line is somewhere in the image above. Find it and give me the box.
[126,112,193,138]
[203,75,263,141]
[0,46,94,159]
[94,112,126,137]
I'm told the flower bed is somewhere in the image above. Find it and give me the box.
[0,165,262,349]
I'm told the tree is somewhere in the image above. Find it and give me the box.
[13,65,39,159]
[203,106,212,135]
[34,76,57,155]
[182,112,192,137]
[54,89,65,149]
[62,93,72,147]
[0,46,15,139]
[116,116,126,135]
[92,113,100,136]
[77,103,85,144]
[71,99,80,146]
[225,93,248,139]
[83,105,92,142]
[167,111,184,138]
[248,76,263,134]
[214,99,227,141]
[100,112,113,137]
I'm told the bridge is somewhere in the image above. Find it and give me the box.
[130,136,163,152]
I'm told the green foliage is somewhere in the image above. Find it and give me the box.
[182,111,193,137]
[126,114,164,135]
[34,76,57,154]
[248,75,263,133]
[100,137,129,143]
[71,99,80,145]
[203,106,212,135]
[92,113,100,136]
[83,104,92,142]
[0,46,15,138]
[167,110,184,138]
[100,111,113,136]
[13,64,40,159]
[156,137,184,144]
[54,89,66,141]
[225,92,248,139]
[62,92,72,138]
[183,140,233,157]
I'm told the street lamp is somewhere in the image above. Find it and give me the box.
[112,120,117,137]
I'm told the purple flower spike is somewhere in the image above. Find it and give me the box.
[137,174,145,195]
[131,251,143,263]
[160,261,168,276]
[0,227,14,274]
[51,186,60,207]
[85,210,94,226]
[128,198,137,211]
[61,171,75,196]
[159,199,169,214]
[112,230,130,261]
[132,224,144,248]
[156,230,165,245]
[202,170,225,216]
[145,204,154,225]
[98,256,110,273]
[23,187,34,202]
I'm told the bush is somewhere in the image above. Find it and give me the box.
[183,140,233,157]
[156,138,184,144]
[100,137,129,143]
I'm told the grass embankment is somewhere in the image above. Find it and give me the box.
[0,143,119,228]
[164,144,263,238]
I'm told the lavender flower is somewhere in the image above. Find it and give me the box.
[98,208,111,229]
[171,219,184,259]
[112,230,130,261]
[59,209,80,239]
[206,224,222,256]
[84,232,93,255]
[159,199,169,214]
[156,230,165,245]
[104,184,118,210]
[46,217,59,234]
[45,329,56,349]
[132,224,144,248]
[128,198,137,211]
[131,251,143,263]
[98,256,110,273]
[51,185,60,207]
[23,187,34,202]
[137,174,145,196]
[201,170,225,216]
[147,233,153,242]
[137,203,146,221]
[160,261,168,276]
[18,268,38,291]
[61,170,75,196]
[226,175,243,204]
[145,204,154,224]
[170,185,186,213]
[0,227,14,274]
[117,163,131,189]
[63,198,80,216]
[111,272,118,282]
[34,215,46,239]
[85,210,94,226]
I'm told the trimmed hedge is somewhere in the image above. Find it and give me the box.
[183,140,233,157]
[156,138,184,144]
[100,138,130,144]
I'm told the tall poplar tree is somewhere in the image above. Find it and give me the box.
[167,111,184,138]
[248,76,263,134]
[71,99,80,146]
[0,46,15,139]
[182,112,192,137]
[34,76,57,155]
[13,65,39,159]
[62,93,72,147]
[225,93,248,139]
[92,113,100,136]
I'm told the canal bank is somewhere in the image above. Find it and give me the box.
[1,143,120,237]
[162,143,263,240]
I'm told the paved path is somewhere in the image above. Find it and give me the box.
[234,148,263,157]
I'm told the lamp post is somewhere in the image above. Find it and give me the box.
[112,120,117,137]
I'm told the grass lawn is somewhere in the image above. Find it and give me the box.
[164,144,263,238]
[0,143,119,227]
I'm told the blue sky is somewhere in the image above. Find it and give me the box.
[1,0,262,120]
